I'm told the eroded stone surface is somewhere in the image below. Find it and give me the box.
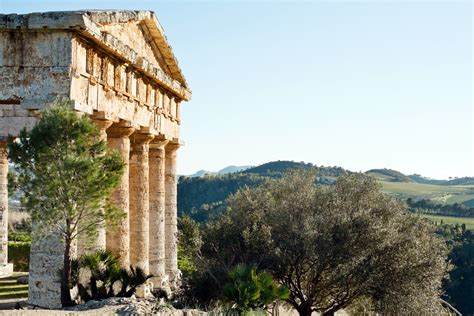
[106,125,135,268]
[0,10,189,308]
[149,140,169,290]
[165,143,180,289]
[129,133,154,273]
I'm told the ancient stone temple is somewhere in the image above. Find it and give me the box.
[0,10,191,308]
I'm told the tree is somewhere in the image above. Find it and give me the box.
[8,99,125,307]
[442,229,474,315]
[200,171,449,315]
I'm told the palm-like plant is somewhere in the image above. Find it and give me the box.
[223,264,288,314]
[116,265,153,297]
[71,250,153,302]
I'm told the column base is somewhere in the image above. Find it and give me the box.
[0,263,13,277]
[168,269,182,292]
[135,281,154,299]
[151,274,171,297]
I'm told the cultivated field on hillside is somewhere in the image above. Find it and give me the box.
[380,181,474,205]
[421,214,474,231]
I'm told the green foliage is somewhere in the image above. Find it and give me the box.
[178,173,265,222]
[177,215,203,277]
[8,98,125,306]
[71,250,153,302]
[242,160,346,178]
[8,99,125,241]
[8,241,30,272]
[8,231,31,242]
[436,225,474,315]
[223,264,288,314]
[407,198,474,218]
[178,161,348,222]
[197,171,448,315]
[366,168,414,182]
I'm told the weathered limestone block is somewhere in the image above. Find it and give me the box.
[0,30,72,108]
[149,139,169,289]
[165,142,180,289]
[28,233,64,308]
[28,227,78,308]
[129,132,154,273]
[106,124,135,268]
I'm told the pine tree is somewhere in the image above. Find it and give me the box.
[8,98,125,307]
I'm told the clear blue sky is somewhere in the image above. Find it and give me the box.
[1,1,472,179]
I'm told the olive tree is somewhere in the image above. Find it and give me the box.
[8,99,125,307]
[200,171,449,315]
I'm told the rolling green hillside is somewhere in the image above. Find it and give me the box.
[177,160,474,222]
[366,168,414,183]
[380,181,474,204]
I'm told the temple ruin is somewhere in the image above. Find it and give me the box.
[0,10,191,308]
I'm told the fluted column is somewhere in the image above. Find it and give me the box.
[106,124,135,268]
[165,142,180,288]
[129,133,154,273]
[149,139,169,289]
[77,119,113,256]
[0,142,9,266]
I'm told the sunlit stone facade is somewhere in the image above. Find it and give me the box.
[0,10,191,308]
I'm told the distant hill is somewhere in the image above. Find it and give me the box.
[365,168,414,183]
[243,161,314,175]
[179,160,349,221]
[218,165,252,174]
[243,160,348,179]
[188,165,252,177]
[179,160,474,222]
[408,174,474,186]
[189,170,216,177]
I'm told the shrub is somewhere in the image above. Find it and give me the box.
[223,264,288,314]
[8,241,30,271]
[71,250,153,302]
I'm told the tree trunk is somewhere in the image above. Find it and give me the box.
[322,310,335,316]
[296,305,313,316]
[60,235,74,307]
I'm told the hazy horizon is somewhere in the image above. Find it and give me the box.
[2,1,472,180]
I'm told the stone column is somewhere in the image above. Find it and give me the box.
[165,142,180,289]
[106,124,135,268]
[129,133,154,273]
[0,142,9,267]
[77,119,113,256]
[149,139,169,289]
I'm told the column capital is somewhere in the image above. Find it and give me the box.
[131,133,155,145]
[165,141,181,152]
[107,124,135,138]
[91,118,113,131]
[150,139,169,150]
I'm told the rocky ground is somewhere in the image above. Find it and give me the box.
[0,296,208,315]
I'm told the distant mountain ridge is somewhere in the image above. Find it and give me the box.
[189,163,473,185]
[187,165,252,177]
